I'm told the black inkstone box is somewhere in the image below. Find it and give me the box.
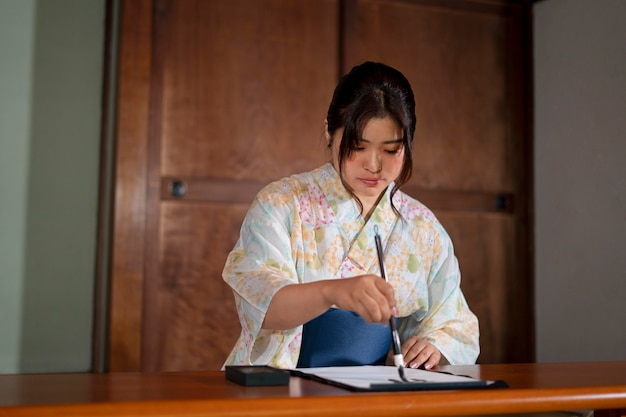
[225,365,291,386]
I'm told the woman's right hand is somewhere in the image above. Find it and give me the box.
[263,274,396,330]
[322,274,396,325]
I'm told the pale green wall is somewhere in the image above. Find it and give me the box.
[0,0,36,374]
[0,0,105,373]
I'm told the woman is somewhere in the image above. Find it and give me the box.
[222,61,479,370]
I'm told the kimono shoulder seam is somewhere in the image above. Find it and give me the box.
[250,175,308,227]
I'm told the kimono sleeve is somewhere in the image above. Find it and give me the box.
[399,226,480,365]
[222,190,300,364]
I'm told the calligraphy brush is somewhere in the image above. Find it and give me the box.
[373,225,409,382]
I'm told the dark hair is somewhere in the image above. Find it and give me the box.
[326,61,416,215]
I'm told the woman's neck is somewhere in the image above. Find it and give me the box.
[360,193,385,222]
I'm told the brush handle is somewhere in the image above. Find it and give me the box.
[373,229,404,360]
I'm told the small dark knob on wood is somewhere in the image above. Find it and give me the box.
[170,180,187,198]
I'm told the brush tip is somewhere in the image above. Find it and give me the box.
[397,364,410,382]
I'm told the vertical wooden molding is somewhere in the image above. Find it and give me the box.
[507,0,535,362]
[141,0,166,372]
[108,0,153,371]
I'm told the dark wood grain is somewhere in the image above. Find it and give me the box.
[108,0,154,372]
[160,177,515,212]
[155,0,333,180]
[150,202,248,370]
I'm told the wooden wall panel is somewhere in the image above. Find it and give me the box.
[155,0,333,180]
[109,0,532,370]
[343,0,514,192]
[153,203,248,371]
[342,0,532,363]
[141,0,339,371]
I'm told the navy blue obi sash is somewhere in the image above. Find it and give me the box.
[296,308,391,368]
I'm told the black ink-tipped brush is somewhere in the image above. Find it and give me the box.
[373,225,409,382]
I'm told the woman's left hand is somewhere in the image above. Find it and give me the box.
[401,336,441,370]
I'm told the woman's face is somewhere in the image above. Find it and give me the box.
[328,116,405,213]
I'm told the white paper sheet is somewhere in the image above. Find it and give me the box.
[294,365,489,390]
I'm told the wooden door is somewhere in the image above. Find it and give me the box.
[341,0,533,363]
[109,0,338,371]
[108,0,532,371]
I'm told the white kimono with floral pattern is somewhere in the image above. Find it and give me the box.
[222,163,479,369]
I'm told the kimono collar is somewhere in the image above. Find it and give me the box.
[313,163,397,222]
[313,163,399,274]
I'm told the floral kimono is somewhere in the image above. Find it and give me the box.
[222,163,479,369]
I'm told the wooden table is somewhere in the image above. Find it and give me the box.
[1,362,625,417]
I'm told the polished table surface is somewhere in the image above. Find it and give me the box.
[0,362,625,417]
